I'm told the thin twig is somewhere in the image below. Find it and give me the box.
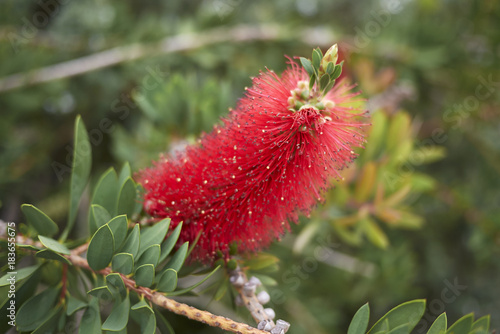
[0,24,341,93]
[13,234,267,334]
[0,24,282,93]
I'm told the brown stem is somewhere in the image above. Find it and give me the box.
[14,235,268,334]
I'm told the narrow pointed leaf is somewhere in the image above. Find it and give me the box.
[112,253,134,275]
[165,242,189,272]
[159,222,183,263]
[446,313,473,334]
[427,313,447,334]
[63,115,91,241]
[348,303,370,334]
[88,224,115,271]
[38,235,70,255]
[138,218,171,257]
[155,308,175,334]
[168,265,220,296]
[36,249,71,264]
[214,279,229,301]
[21,204,59,237]
[186,230,202,259]
[471,315,490,333]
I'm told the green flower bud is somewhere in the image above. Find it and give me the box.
[323,44,339,65]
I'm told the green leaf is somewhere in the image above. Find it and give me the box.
[91,167,118,215]
[119,224,140,258]
[363,110,388,162]
[118,162,132,186]
[243,253,280,270]
[368,299,426,333]
[155,308,175,334]
[32,306,63,334]
[471,315,490,333]
[159,222,183,263]
[386,112,411,154]
[319,74,330,92]
[165,242,189,272]
[446,313,473,334]
[66,295,88,316]
[89,204,111,235]
[88,286,114,301]
[116,177,137,217]
[137,244,161,268]
[88,224,115,271]
[348,303,370,334]
[38,235,71,255]
[138,218,171,257]
[214,279,229,301]
[16,243,42,251]
[107,215,128,249]
[0,264,39,286]
[168,265,220,296]
[427,313,447,334]
[323,79,336,94]
[387,324,410,334]
[133,184,145,215]
[36,249,71,264]
[156,268,178,293]
[309,73,316,90]
[130,299,156,334]
[102,294,130,331]
[16,287,60,331]
[363,218,389,249]
[312,48,322,71]
[326,62,334,75]
[300,57,314,77]
[331,62,343,79]
[186,230,202,259]
[106,273,127,299]
[21,204,59,237]
[135,264,155,287]
[112,253,134,275]
[79,298,102,334]
[63,115,92,241]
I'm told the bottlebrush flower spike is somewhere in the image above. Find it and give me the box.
[137,45,369,263]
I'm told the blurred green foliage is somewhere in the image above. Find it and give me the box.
[0,0,499,333]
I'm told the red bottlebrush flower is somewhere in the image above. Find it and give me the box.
[137,46,368,263]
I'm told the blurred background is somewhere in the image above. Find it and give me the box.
[0,0,499,333]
